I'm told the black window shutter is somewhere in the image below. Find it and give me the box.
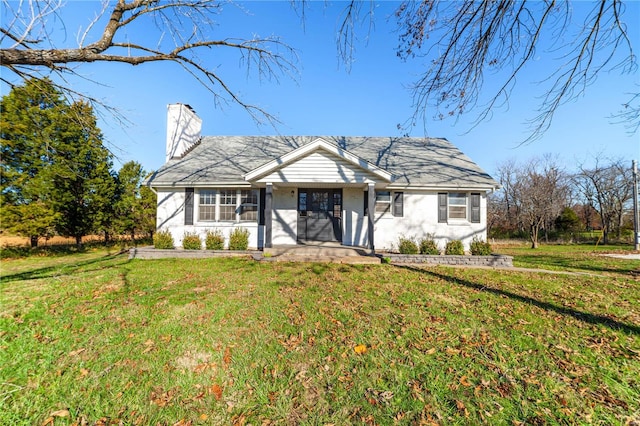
[259,188,266,225]
[184,188,194,225]
[393,192,404,217]
[363,190,368,216]
[438,193,447,223]
[470,193,481,223]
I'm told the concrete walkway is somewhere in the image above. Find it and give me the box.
[604,253,640,260]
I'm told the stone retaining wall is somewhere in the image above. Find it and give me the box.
[385,254,513,267]
[129,247,258,260]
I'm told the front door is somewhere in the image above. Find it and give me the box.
[297,189,342,242]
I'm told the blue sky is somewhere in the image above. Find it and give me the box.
[2,1,639,176]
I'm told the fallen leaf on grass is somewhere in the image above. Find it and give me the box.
[150,387,178,407]
[223,347,232,367]
[455,400,469,417]
[445,347,461,356]
[68,348,85,357]
[209,383,223,400]
[354,344,367,354]
[50,409,70,417]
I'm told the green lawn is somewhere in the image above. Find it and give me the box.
[1,247,638,425]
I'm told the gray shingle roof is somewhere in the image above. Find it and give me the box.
[147,136,499,189]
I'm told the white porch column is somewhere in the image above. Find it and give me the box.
[367,183,375,252]
[265,183,273,248]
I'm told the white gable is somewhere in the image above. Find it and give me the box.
[244,138,393,184]
[256,149,383,184]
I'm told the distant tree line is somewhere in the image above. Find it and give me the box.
[489,155,635,248]
[1,78,156,247]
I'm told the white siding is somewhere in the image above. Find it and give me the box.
[258,151,379,184]
[272,187,298,245]
[342,187,368,246]
[155,188,260,249]
[155,187,489,252]
[373,191,487,252]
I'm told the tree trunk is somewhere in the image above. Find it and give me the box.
[131,229,136,246]
[530,224,539,249]
[30,235,38,248]
[75,235,82,247]
[104,231,110,244]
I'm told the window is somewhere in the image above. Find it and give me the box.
[219,190,237,221]
[393,192,403,217]
[438,192,481,222]
[240,190,258,221]
[299,191,307,217]
[375,191,391,214]
[199,190,216,221]
[365,191,402,216]
[448,193,467,220]
[333,191,342,218]
[198,189,260,222]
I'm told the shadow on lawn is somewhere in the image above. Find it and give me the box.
[0,251,130,284]
[513,253,639,276]
[398,265,640,336]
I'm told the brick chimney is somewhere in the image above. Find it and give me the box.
[166,103,202,162]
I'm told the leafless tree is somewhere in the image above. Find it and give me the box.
[493,156,570,248]
[490,159,522,236]
[574,158,633,244]
[0,0,298,124]
[338,0,636,141]
[612,90,640,134]
[3,1,636,136]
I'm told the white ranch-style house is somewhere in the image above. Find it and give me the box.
[146,104,500,252]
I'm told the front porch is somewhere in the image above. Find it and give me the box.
[245,138,393,251]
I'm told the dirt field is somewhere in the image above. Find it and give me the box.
[0,235,105,247]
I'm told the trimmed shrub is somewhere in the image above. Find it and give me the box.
[419,237,440,255]
[228,227,250,251]
[182,232,202,250]
[153,230,174,249]
[445,239,464,255]
[205,230,225,250]
[397,236,419,254]
[470,237,492,255]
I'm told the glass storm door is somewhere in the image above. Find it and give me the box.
[297,189,342,242]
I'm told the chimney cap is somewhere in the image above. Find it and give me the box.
[170,103,196,115]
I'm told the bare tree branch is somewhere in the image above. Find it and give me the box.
[392,0,636,141]
[1,0,299,126]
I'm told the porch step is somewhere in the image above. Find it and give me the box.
[273,254,381,264]
[262,244,380,264]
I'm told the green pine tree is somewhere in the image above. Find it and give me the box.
[0,78,65,247]
[1,78,116,247]
[47,101,115,246]
[114,162,157,243]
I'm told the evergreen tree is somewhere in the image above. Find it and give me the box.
[114,162,157,243]
[0,78,64,247]
[47,101,114,246]
[115,161,144,242]
[1,79,115,247]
